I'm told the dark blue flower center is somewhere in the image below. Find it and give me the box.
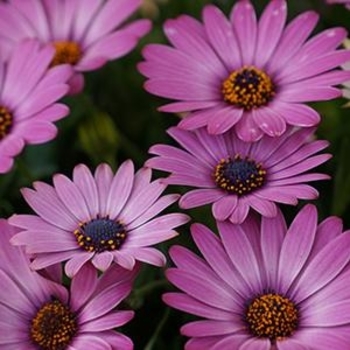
[74,218,127,253]
[30,298,77,350]
[214,155,266,195]
[245,293,299,341]
[222,66,275,110]
[0,105,13,140]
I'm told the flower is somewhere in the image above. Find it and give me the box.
[9,160,189,276]
[164,205,350,349]
[0,0,151,93]
[0,219,139,350]
[138,0,350,141]
[146,126,331,223]
[0,39,72,174]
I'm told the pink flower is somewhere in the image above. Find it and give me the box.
[139,0,350,141]
[0,39,72,173]
[0,0,151,93]
[147,126,331,223]
[164,205,350,349]
[10,160,189,276]
[0,219,138,350]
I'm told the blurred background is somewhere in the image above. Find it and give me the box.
[1,0,350,348]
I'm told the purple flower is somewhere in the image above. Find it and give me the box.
[139,0,350,141]
[0,0,151,93]
[9,160,189,276]
[146,126,331,224]
[164,205,350,349]
[0,40,72,174]
[0,219,138,350]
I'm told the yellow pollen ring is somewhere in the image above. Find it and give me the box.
[73,218,127,253]
[0,105,13,140]
[246,293,299,341]
[51,40,82,67]
[213,155,266,196]
[30,299,77,350]
[221,65,275,110]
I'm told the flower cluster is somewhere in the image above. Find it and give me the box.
[0,0,350,349]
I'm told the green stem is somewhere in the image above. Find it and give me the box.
[135,279,168,297]
[144,307,171,350]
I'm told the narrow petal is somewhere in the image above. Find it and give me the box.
[277,204,317,292]
[230,0,257,65]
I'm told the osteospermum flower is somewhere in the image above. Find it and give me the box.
[0,40,72,174]
[0,0,151,93]
[146,126,330,223]
[164,205,350,349]
[10,160,189,276]
[139,0,350,141]
[0,219,138,350]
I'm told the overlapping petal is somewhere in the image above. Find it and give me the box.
[164,205,350,348]
[139,0,350,141]
[147,126,330,223]
[10,160,189,276]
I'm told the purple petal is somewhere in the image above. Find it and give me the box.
[106,160,134,219]
[252,107,287,138]
[218,220,264,293]
[91,252,114,272]
[180,189,224,209]
[81,311,134,332]
[163,292,235,321]
[291,232,350,302]
[277,204,317,292]
[70,263,98,312]
[79,283,131,323]
[21,183,77,230]
[274,102,320,127]
[212,195,238,221]
[65,252,94,277]
[207,106,243,134]
[53,173,91,222]
[73,164,99,218]
[255,0,287,67]
[128,247,166,266]
[260,210,287,287]
[267,11,319,73]
[94,163,114,218]
[230,0,257,65]
[235,113,264,142]
[202,5,241,69]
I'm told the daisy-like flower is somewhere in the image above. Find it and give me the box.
[164,205,350,349]
[0,219,138,350]
[139,0,350,141]
[0,39,72,174]
[0,0,151,93]
[146,126,330,224]
[9,160,189,276]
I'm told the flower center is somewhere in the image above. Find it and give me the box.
[221,66,275,110]
[30,298,77,350]
[51,41,81,67]
[74,217,127,253]
[213,155,266,195]
[245,293,299,341]
[0,105,13,140]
